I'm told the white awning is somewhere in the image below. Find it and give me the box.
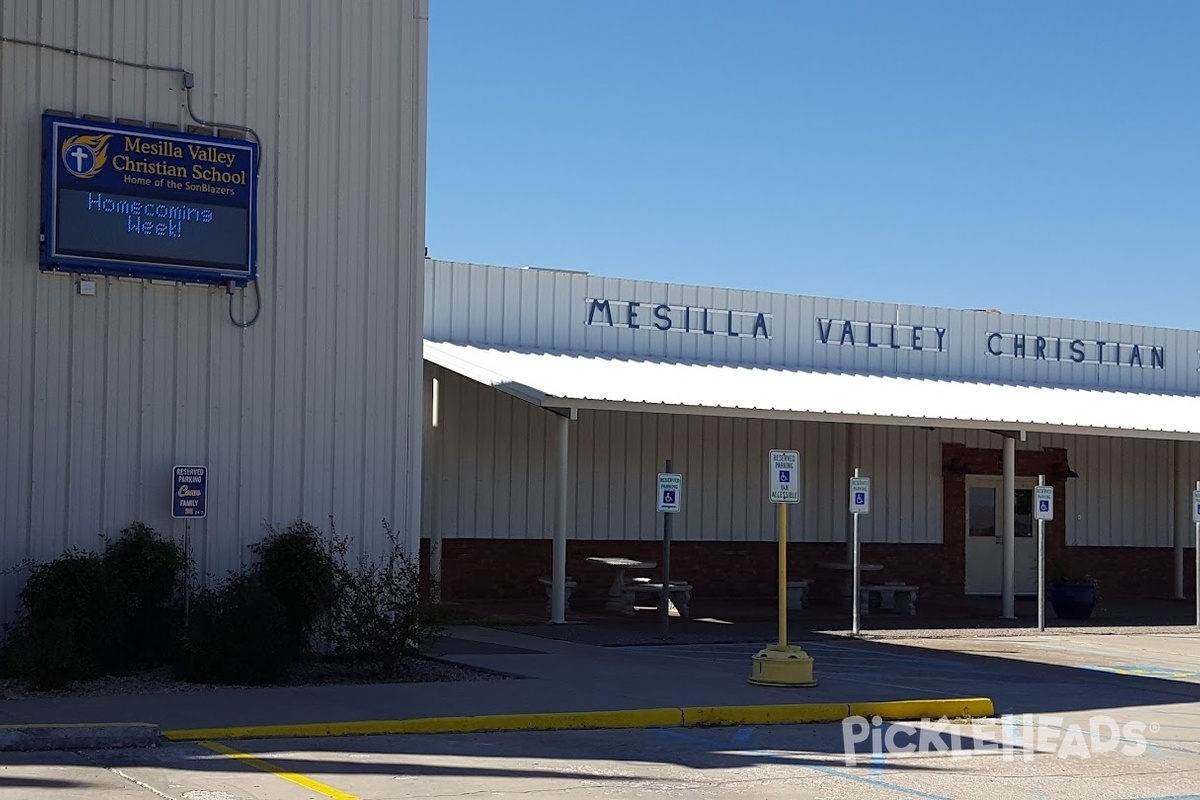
[424,340,1200,440]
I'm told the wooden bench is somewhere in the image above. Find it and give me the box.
[859,583,918,616]
[786,579,813,610]
[627,578,692,618]
[538,576,577,613]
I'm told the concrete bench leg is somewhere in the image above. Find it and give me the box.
[539,577,576,614]
[674,589,690,619]
[879,589,897,612]
[629,585,691,619]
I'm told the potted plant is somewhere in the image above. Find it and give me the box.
[1049,562,1097,620]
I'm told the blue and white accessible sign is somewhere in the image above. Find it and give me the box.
[657,473,682,513]
[769,449,800,504]
[172,465,207,518]
[849,476,871,514]
[1192,490,1200,524]
[1034,485,1054,522]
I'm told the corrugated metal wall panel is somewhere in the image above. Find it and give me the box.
[1064,435,1173,548]
[0,0,426,620]
[431,372,1190,554]
[432,375,969,546]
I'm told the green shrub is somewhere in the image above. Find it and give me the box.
[175,570,290,685]
[328,520,442,677]
[249,520,335,655]
[1,618,91,691]
[103,523,187,666]
[1,549,128,688]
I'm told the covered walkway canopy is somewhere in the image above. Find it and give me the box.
[425,339,1200,623]
[425,340,1200,440]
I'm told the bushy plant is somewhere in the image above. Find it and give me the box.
[328,520,442,677]
[103,522,187,665]
[175,570,290,685]
[249,520,334,655]
[1,549,128,688]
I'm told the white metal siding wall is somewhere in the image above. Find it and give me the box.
[429,372,948,545]
[0,1,427,619]
[428,373,1191,550]
[1051,434,1198,549]
[426,260,1198,393]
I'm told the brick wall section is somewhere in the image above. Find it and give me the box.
[423,441,1193,603]
[428,537,1190,603]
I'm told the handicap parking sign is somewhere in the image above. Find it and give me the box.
[768,449,800,503]
[1033,485,1054,521]
[657,473,682,513]
[849,476,870,514]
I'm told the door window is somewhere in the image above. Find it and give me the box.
[968,487,997,537]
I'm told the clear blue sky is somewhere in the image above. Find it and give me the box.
[426,1,1198,330]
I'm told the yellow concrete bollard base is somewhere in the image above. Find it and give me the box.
[748,644,817,687]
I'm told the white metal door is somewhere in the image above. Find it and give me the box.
[964,477,1039,595]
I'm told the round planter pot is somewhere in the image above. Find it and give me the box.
[1051,582,1095,620]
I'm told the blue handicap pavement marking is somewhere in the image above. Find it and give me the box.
[1081,664,1200,681]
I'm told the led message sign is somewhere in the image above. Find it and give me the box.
[41,115,258,285]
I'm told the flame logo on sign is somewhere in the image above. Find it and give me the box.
[60,133,111,178]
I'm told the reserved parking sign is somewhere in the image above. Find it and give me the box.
[172,465,207,518]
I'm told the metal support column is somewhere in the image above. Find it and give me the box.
[1002,435,1016,619]
[429,376,442,602]
[550,413,571,624]
[1174,441,1184,600]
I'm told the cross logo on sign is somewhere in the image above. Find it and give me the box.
[779,470,790,483]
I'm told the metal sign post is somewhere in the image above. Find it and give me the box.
[749,450,815,687]
[657,465,681,639]
[173,465,207,629]
[769,450,800,646]
[1033,478,1054,632]
[849,471,870,635]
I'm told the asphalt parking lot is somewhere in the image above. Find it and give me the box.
[2,631,1199,799]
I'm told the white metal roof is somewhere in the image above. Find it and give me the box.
[425,340,1200,440]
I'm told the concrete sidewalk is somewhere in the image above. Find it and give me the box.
[0,625,992,750]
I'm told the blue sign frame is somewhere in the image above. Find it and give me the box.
[41,115,259,286]
[172,465,208,519]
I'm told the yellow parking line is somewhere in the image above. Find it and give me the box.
[198,740,358,800]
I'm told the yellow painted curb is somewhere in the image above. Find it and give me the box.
[164,708,683,742]
[684,703,847,727]
[162,697,994,742]
[847,697,994,721]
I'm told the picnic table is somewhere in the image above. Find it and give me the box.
[586,557,657,614]
[817,560,883,608]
